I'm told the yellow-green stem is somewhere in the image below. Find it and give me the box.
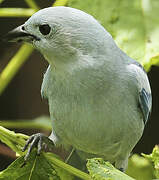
[0,120,51,131]
[53,0,69,6]
[0,8,36,17]
[0,0,4,4]
[0,44,33,94]
[45,153,91,180]
[24,0,40,11]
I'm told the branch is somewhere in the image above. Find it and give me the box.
[0,8,36,17]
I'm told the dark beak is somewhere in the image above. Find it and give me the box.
[3,25,40,43]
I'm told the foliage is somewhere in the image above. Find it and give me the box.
[0,0,159,94]
[0,126,89,180]
[0,126,27,156]
[68,0,159,71]
[0,150,75,180]
[0,125,159,179]
[87,158,134,180]
[143,145,159,178]
[0,126,136,180]
[126,154,155,180]
[0,0,159,179]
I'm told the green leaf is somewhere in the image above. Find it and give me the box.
[143,145,159,178]
[68,0,159,71]
[0,116,52,131]
[45,153,90,180]
[126,154,155,180]
[0,150,73,180]
[0,126,89,179]
[87,158,134,180]
[0,126,28,156]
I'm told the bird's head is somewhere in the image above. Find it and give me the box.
[4,6,113,67]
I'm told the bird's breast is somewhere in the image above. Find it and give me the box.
[42,65,144,155]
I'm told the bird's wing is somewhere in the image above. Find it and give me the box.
[133,61,152,124]
[139,88,152,124]
[128,61,152,125]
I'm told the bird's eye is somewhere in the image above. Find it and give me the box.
[39,24,51,35]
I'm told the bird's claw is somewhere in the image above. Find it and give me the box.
[22,133,54,161]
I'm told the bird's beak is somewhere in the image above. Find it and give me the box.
[3,25,40,43]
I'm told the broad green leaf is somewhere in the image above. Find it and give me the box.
[0,126,28,156]
[0,150,73,180]
[0,116,51,131]
[126,154,155,180]
[68,0,159,71]
[87,158,134,180]
[143,145,159,178]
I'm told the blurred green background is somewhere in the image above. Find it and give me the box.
[0,0,159,179]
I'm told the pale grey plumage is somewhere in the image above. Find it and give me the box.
[5,6,152,171]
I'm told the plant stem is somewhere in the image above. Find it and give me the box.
[24,0,40,11]
[53,0,69,6]
[0,119,51,131]
[0,44,33,94]
[0,0,4,4]
[0,126,28,155]
[0,8,36,17]
[0,126,28,141]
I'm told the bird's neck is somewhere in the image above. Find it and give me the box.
[43,49,101,73]
[43,42,126,75]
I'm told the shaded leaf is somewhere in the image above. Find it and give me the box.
[87,158,134,180]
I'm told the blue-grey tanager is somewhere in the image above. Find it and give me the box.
[5,6,152,171]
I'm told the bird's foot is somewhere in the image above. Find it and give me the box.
[119,168,124,172]
[22,133,54,161]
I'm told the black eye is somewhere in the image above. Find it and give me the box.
[21,26,25,31]
[39,24,51,35]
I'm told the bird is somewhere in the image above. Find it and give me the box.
[4,6,152,172]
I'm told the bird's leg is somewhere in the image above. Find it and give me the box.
[22,133,54,161]
[115,157,128,172]
[65,147,75,163]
